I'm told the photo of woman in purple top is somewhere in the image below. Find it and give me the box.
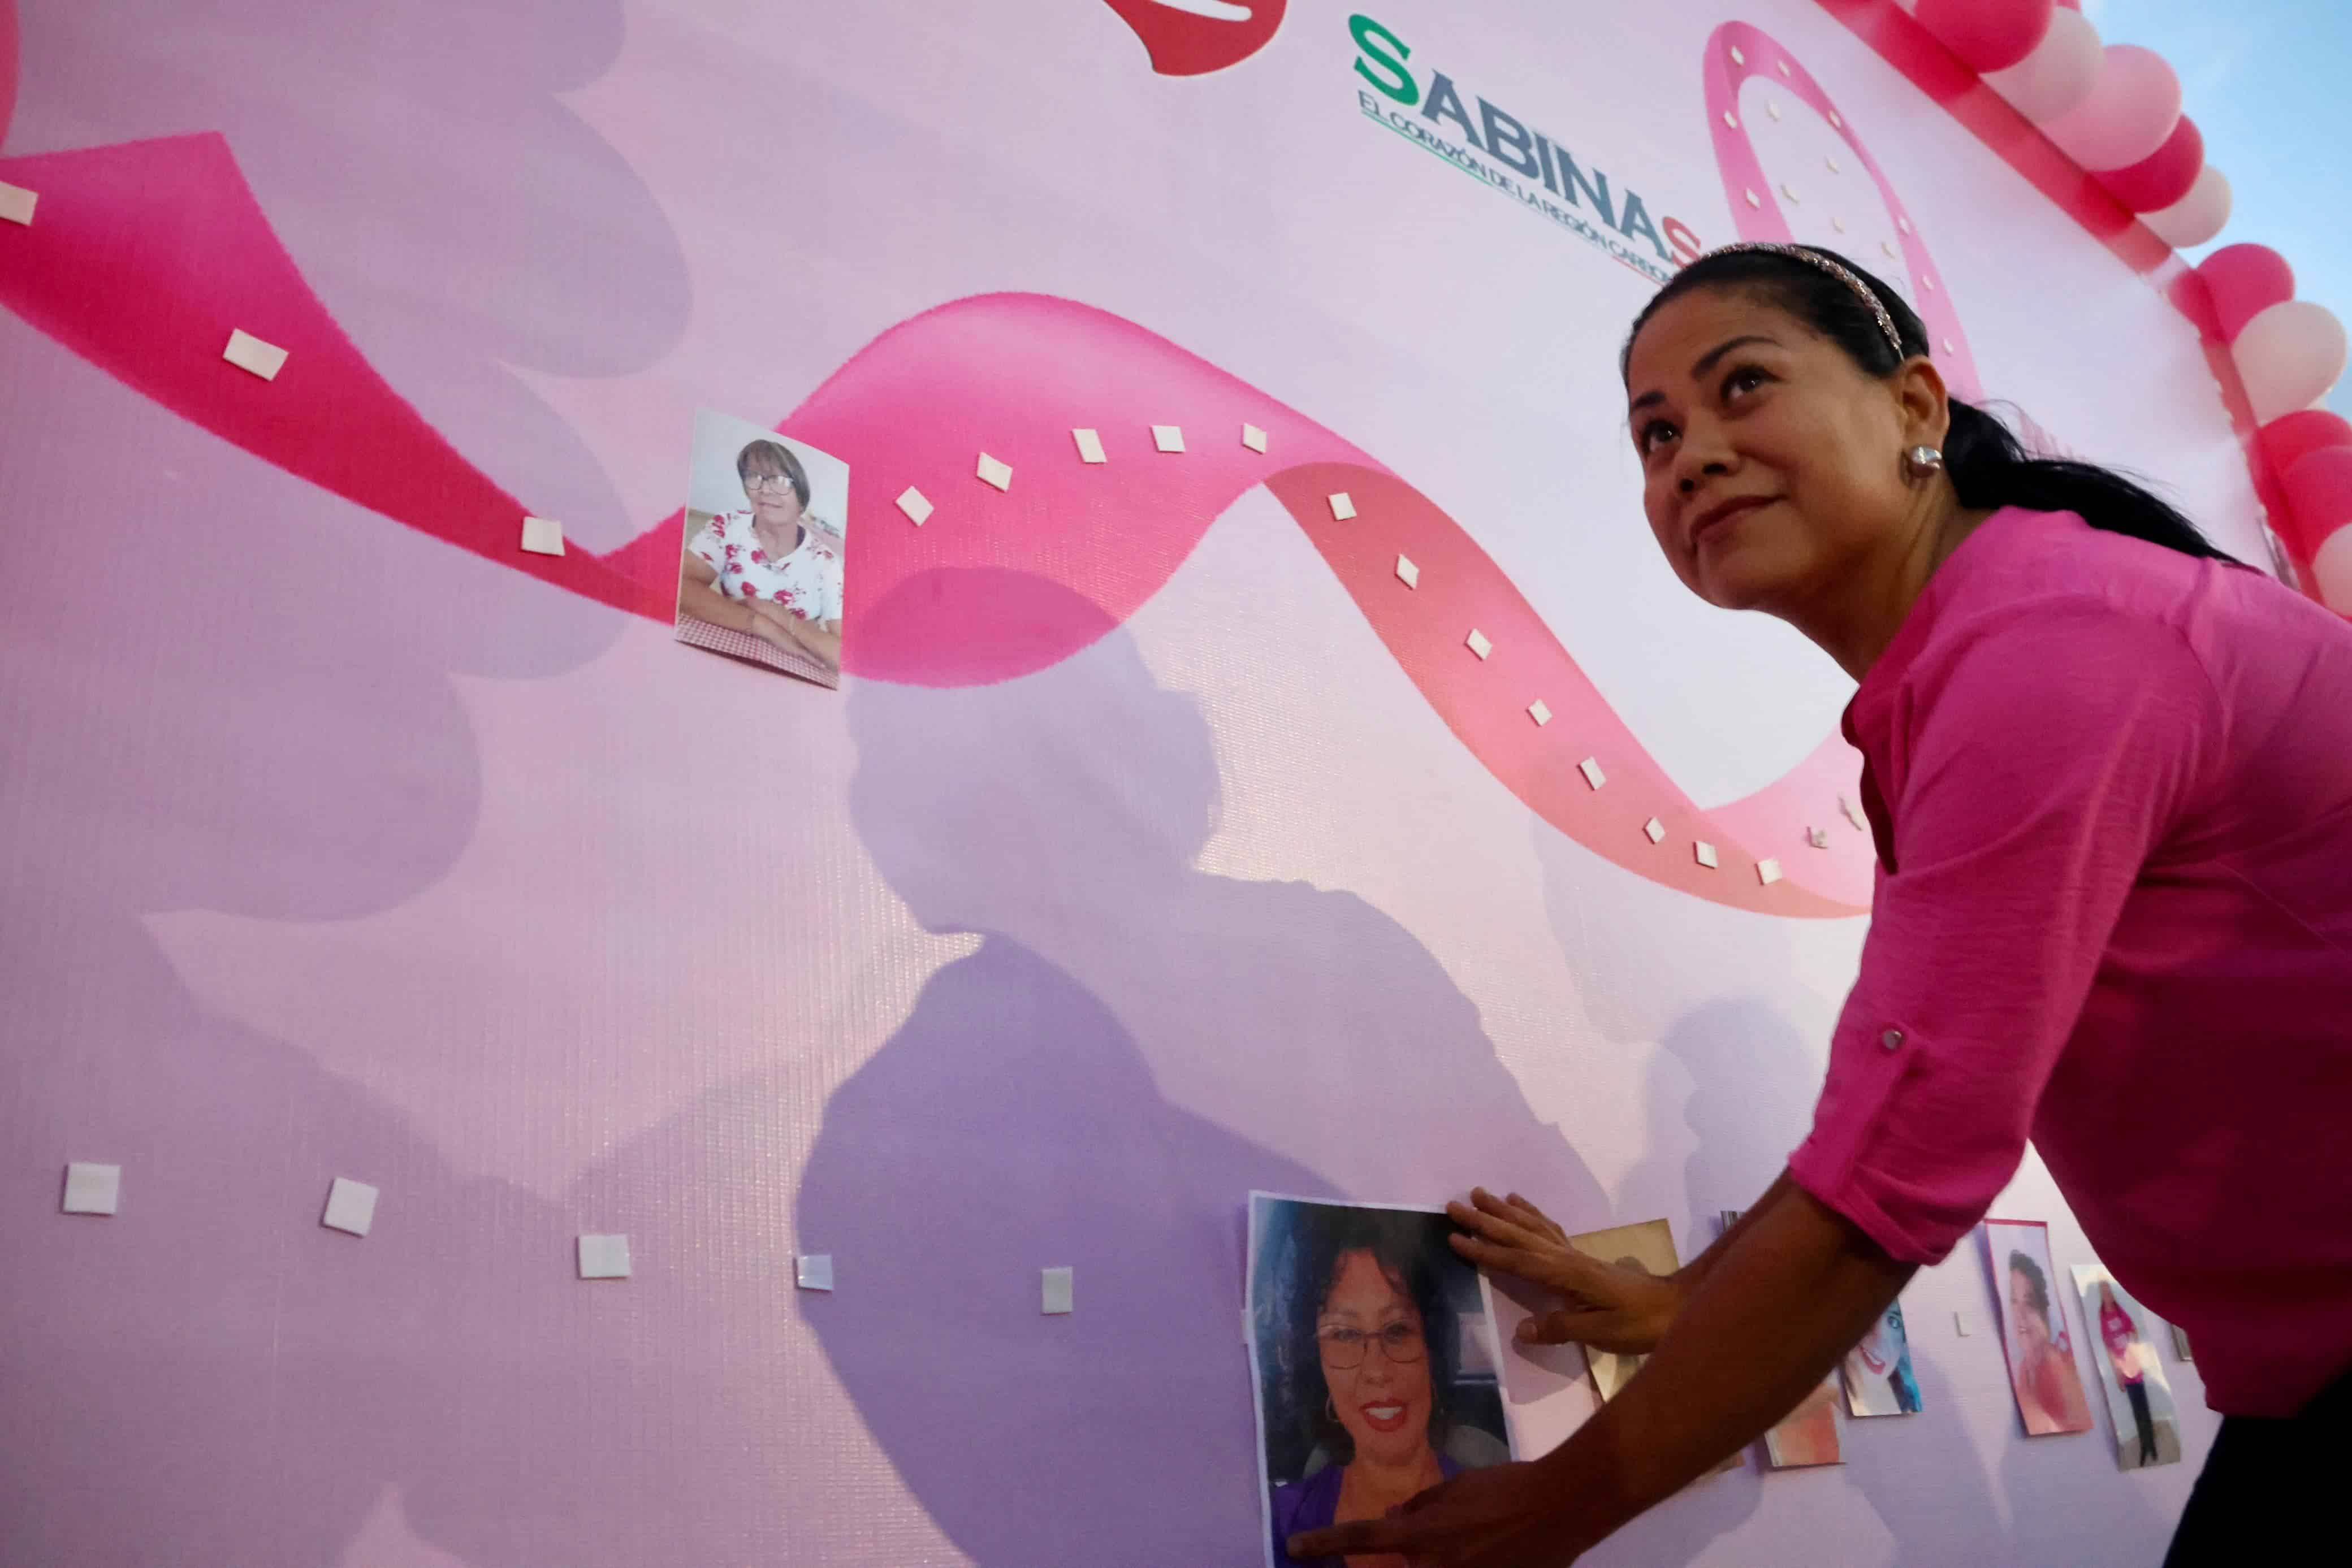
[1252,1200,1510,1568]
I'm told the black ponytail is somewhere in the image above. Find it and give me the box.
[1624,245,2242,565]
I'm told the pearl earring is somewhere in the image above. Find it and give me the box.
[1904,444,1944,478]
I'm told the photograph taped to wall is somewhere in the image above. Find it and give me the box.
[1984,1219,2095,1436]
[2071,1264,2183,1471]
[674,409,846,688]
[1762,1377,1844,1469]
[1841,1301,1923,1418]
[1567,1218,1680,1404]
[1247,1194,1512,1568]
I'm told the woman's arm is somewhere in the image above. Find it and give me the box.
[745,600,841,670]
[1289,1177,1915,1566]
[677,552,765,635]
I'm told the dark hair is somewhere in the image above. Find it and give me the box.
[1623,245,2240,565]
[2008,1249,2051,1326]
[736,438,811,510]
[1283,1209,1460,1466]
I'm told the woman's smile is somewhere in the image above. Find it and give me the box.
[1357,1400,1410,1433]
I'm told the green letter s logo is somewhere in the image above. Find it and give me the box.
[1350,15,1416,105]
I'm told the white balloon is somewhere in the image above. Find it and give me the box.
[2232,301,2350,425]
[2143,164,2232,249]
[2312,524,2352,614]
[1986,9,2102,124]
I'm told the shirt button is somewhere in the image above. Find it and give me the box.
[1880,1028,1905,1051]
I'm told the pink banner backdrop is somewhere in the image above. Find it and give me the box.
[1,2,2262,1565]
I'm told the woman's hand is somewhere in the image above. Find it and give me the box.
[1447,1189,1680,1354]
[1286,1458,1587,1568]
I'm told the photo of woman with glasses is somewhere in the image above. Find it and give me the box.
[1247,1195,1511,1568]
[676,415,846,683]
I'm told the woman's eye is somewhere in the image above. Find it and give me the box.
[1724,365,1770,398]
[1638,421,1677,455]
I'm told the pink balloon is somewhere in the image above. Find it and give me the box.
[2044,45,2183,171]
[2259,410,2352,479]
[2098,115,2204,212]
[2282,447,2352,553]
[2198,244,2297,343]
[1916,0,2055,74]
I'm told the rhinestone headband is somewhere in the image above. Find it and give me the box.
[1702,242,1909,362]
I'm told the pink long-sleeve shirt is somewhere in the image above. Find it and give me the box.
[1787,507,2352,1418]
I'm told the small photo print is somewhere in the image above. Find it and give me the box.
[1567,1218,1680,1404]
[675,409,846,688]
[1841,1301,1923,1418]
[1984,1219,2094,1436]
[1247,1194,1513,1568]
[2072,1264,2183,1471]
[1762,1376,1844,1469]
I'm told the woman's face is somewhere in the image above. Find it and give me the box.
[743,466,805,530]
[1316,1250,1436,1471]
[1853,1309,1898,1374]
[2009,1269,2051,1360]
[1623,286,1924,615]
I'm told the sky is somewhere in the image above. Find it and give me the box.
[2079,0,2352,418]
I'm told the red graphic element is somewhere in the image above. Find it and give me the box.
[0,133,645,616]
[1100,0,1284,76]
[0,130,1868,916]
[602,291,1871,915]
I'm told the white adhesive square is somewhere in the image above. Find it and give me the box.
[577,1233,632,1280]
[896,487,933,526]
[976,452,1013,491]
[1694,841,1719,869]
[1072,428,1106,464]
[1954,1311,1972,1337]
[519,516,565,556]
[321,1177,379,1237]
[61,1162,120,1216]
[797,1254,835,1292]
[1806,826,1830,850]
[1527,699,1551,727]
[1240,423,1268,453]
[1643,818,1666,844]
[1152,425,1185,453]
[1757,858,1783,886]
[1840,795,1867,831]
[1327,491,1355,521]
[1394,555,1419,588]
[1465,629,1491,660]
[1041,1266,1075,1315]
[1577,757,1606,791]
[0,180,36,227]
[223,328,288,381]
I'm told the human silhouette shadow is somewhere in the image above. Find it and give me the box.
[793,568,1610,1565]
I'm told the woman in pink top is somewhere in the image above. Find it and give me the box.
[1287,245,2352,1566]
[2100,1280,2161,1466]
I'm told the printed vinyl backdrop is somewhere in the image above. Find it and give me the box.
[0,2,2269,1564]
